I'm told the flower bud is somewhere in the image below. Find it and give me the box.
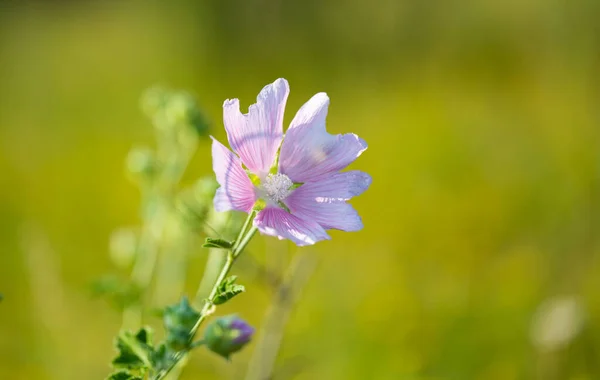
[126,147,156,179]
[204,315,254,359]
[164,92,209,138]
[140,86,168,119]
[109,228,137,269]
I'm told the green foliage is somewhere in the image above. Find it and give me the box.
[109,327,182,379]
[112,327,154,371]
[213,276,245,305]
[125,147,157,180]
[106,293,249,379]
[149,344,173,373]
[202,237,234,250]
[141,86,209,138]
[163,296,201,350]
[107,370,143,380]
[4,2,600,379]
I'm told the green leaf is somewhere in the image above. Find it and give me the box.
[150,343,175,372]
[107,370,142,380]
[163,297,200,350]
[112,327,154,371]
[202,237,233,249]
[213,275,245,305]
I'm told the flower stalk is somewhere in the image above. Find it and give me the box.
[152,211,257,380]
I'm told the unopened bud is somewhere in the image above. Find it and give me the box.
[126,147,156,179]
[164,92,209,137]
[109,228,137,269]
[140,86,168,119]
[204,315,254,359]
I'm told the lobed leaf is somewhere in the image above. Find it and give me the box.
[112,327,154,371]
[107,370,143,380]
[202,237,234,249]
[213,275,245,305]
[163,296,201,350]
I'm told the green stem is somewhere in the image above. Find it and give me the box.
[122,197,166,329]
[232,209,254,252]
[152,212,258,380]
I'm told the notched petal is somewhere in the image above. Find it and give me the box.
[223,79,289,177]
[279,92,367,183]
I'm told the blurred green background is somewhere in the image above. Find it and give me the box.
[1,0,599,379]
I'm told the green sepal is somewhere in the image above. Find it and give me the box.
[203,315,254,359]
[112,327,154,371]
[277,201,291,213]
[107,370,143,380]
[252,198,266,212]
[246,171,261,186]
[213,275,245,305]
[163,296,201,350]
[202,237,233,249]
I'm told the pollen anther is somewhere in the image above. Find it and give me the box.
[262,173,294,203]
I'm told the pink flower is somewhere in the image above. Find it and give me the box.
[211,78,371,246]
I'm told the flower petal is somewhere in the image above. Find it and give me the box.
[285,171,371,231]
[211,137,257,212]
[254,207,330,246]
[223,78,289,177]
[279,93,368,183]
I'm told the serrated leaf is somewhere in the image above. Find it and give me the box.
[112,327,153,371]
[202,237,234,249]
[213,275,245,305]
[163,296,200,350]
[107,370,143,380]
[150,343,177,372]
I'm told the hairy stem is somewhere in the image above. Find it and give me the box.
[122,197,166,329]
[153,211,258,380]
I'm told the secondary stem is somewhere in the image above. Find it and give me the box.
[122,197,165,329]
[191,222,257,338]
[153,212,258,380]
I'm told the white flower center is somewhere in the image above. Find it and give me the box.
[262,173,293,203]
